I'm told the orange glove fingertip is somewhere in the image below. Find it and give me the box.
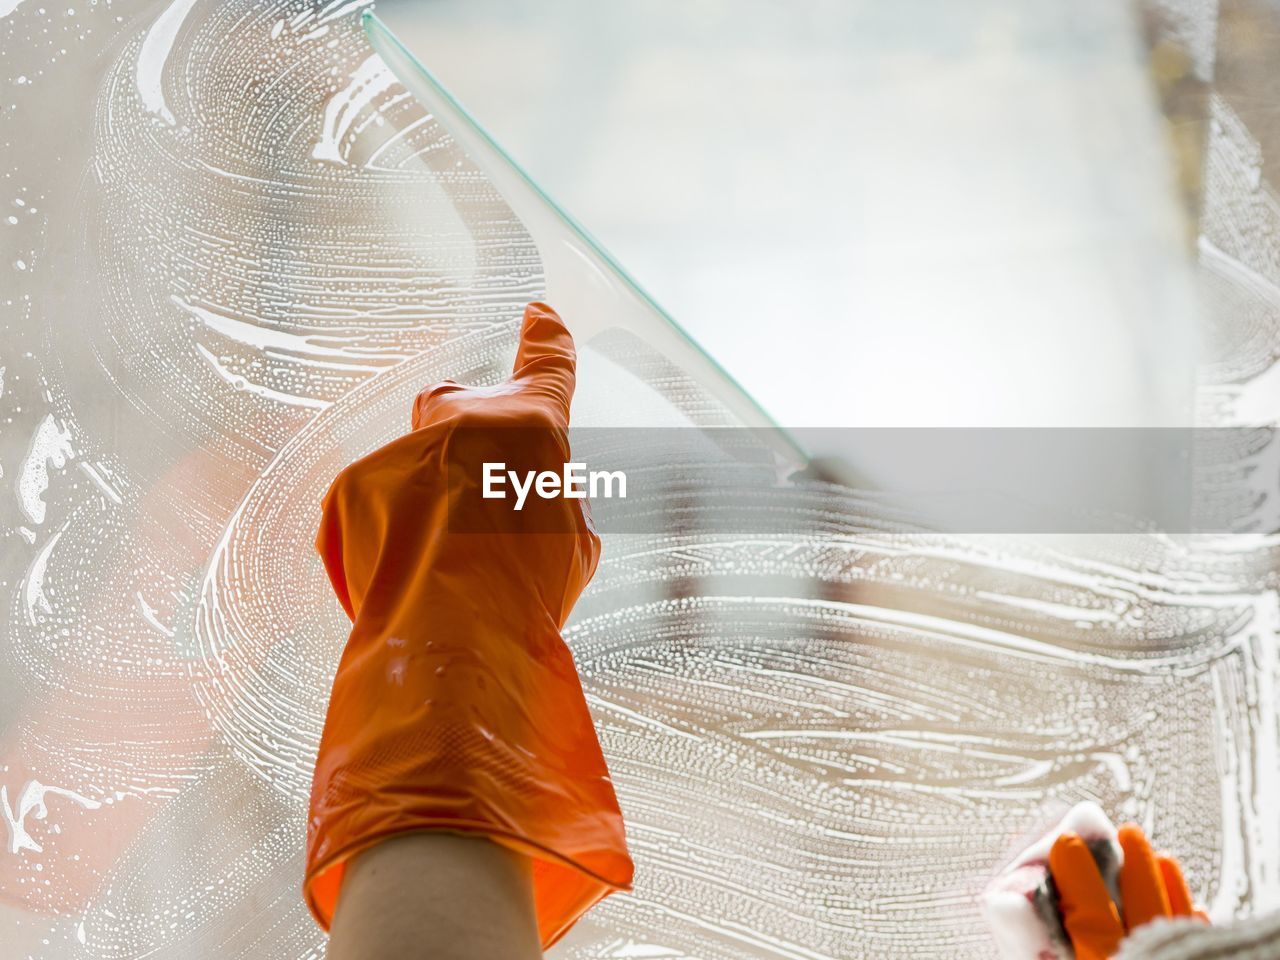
[1050,832,1125,960]
[1118,824,1172,930]
[1155,854,1195,918]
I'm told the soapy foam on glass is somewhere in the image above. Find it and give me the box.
[0,0,1277,958]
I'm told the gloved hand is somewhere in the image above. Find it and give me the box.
[1050,823,1208,960]
[305,301,633,948]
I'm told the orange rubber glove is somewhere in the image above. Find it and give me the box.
[1050,824,1208,960]
[304,302,634,949]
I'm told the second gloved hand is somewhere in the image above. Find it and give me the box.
[1050,823,1208,960]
